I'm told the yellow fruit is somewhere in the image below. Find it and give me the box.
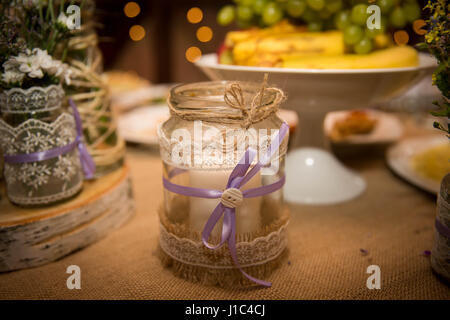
[281,46,418,69]
[232,30,344,66]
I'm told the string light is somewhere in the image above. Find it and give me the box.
[129,25,146,41]
[187,7,203,24]
[196,26,213,43]
[394,30,409,45]
[186,46,202,62]
[413,19,427,35]
[124,2,140,18]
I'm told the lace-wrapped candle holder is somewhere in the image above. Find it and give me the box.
[0,85,85,207]
[157,80,289,287]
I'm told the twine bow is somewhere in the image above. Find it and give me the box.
[168,74,285,127]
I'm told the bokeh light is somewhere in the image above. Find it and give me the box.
[185,46,202,62]
[196,26,213,43]
[124,2,140,18]
[129,25,146,41]
[413,19,427,35]
[187,7,203,24]
[394,30,409,45]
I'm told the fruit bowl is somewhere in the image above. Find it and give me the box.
[195,52,436,204]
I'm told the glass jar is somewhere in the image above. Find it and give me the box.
[0,85,83,207]
[431,173,450,283]
[158,81,289,287]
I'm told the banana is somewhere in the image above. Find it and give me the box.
[222,21,418,69]
[282,46,418,69]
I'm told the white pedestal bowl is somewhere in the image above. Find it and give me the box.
[195,53,436,204]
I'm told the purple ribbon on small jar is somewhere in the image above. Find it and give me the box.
[3,99,96,179]
[163,122,289,287]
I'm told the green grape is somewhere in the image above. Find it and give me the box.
[389,7,406,28]
[318,8,332,19]
[351,4,368,26]
[253,0,269,14]
[237,5,254,21]
[327,0,343,13]
[262,2,283,25]
[239,0,256,6]
[334,10,351,30]
[306,0,325,11]
[217,5,236,26]
[343,24,364,45]
[308,20,323,31]
[377,0,394,13]
[286,0,307,17]
[302,7,319,22]
[354,37,373,54]
[403,3,421,22]
[237,18,254,29]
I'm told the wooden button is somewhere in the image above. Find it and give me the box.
[221,188,243,208]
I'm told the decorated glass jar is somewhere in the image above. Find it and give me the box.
[431,173,450,283]
[157,79,289,287]
[0,85,84,207]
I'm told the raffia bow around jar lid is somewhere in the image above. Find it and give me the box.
[157,75,290,287]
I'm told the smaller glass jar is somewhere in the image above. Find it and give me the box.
[158,81,289,287]
[0,84,83,207]
[431,173,450,283]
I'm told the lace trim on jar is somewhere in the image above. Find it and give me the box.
[0,85,64,114]
[159,222,288,269]
[0,113,83,205]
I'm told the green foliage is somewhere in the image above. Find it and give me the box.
[422,0,449,136]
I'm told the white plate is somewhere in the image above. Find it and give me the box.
[387,135,448,194]
[117,104,170,145]
[112,84,173,112]
[324,110,404,144]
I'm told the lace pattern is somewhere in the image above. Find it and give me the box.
[0,85,64,114]
[159,223,288,269]
[157,123,288,170]
[0,113,83,205]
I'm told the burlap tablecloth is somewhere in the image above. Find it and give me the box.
[0,146,449,300]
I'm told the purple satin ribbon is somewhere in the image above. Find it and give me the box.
[435,218,450,239]
[163,122,289,287]
[3,99,96,179]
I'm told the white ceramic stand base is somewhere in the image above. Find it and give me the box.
[284,148,366,205]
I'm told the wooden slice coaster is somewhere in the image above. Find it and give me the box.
[0,166,135,272]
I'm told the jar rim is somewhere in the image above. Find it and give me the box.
[169,80,267,104]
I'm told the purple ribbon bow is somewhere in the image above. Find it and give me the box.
[3,99,96,179]
[163,122,289,287]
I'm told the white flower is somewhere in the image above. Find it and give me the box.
[57,12,70,30]
[1,71,25,84]
[2,48,72,85]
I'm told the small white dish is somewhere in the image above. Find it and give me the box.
[112,84,172,112]
[117,104,170,145]
[324,110,404,145]
[387,135,449,194]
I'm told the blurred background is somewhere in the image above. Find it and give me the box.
[96,0,231,83]
[95,0,429,84]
